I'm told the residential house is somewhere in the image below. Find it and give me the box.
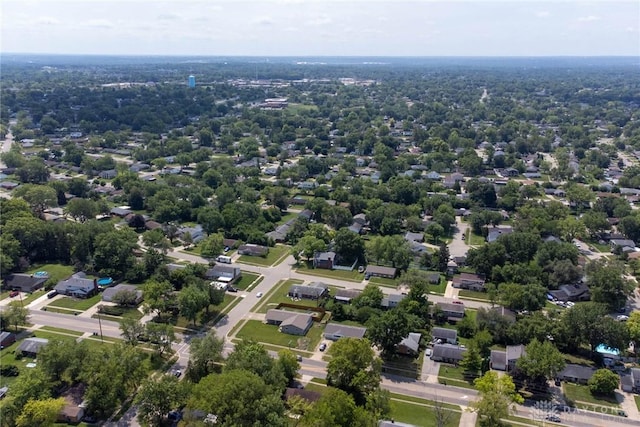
[451,273,485,291]
[548,283,590,302]
[381,294,406,309]
[428,273,441,284]
[490,345,526,372]
[99,169,117,179]
[101,284,143,304]
[0,332,16,348]
[58,384,87,424]
[435,302,465,322]
[54,273,98,298]
[313,251,336,270]
[17,337,49,357]
[404,232,424,243]
[489,306,517,324]
[430,344,466,364]
[179,225,206,244]
[205,265,242,284]
[353,213,367,225]
[431,327,457,345]
[365,265,397,279]
[621,368,640,393]
[397,333,422,356]
[289,282,328,300]
[557,364,596,385]
[334,289,362,303]
[348,222,364,234]
[284,388,322,404]
[3,273,48,293]
[223,238,239,249]
[265,310,313,336]
[110,207,132,217]
[324,323,367,340]
[446,260,458,275]
[237,244,269,257]
[487,226,513,243]
[610,239,636,251]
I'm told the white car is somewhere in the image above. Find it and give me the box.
[256,292,263,298]
[617,315,629,321]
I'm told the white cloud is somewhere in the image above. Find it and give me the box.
[82,19,115,29]
[577,15,600,22]
[535,11,550,18]
[252,16,275,26]
[33,16,61,26]
[625,27,635,32]
[307,14,332,26]
[157,13,181,21]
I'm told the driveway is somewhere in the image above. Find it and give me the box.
[449,216,470,259]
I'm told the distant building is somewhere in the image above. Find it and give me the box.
[324,323,367,341]
[54,272,98,299]
[17,337,49,357]
[188,75,196,88]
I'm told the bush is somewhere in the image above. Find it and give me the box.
[0,365,19,376]
[588,369,619,395]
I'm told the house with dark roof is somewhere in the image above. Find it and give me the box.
[313,251,336,270]
[54,272,98,298]
[404,232,424,243]
[558,364,596,385]
[431,327,457,345]
[3,273,48,293]
[548,283,590,302]
[435,302,465,322]
[365,265,397,279]
[110,207,132,217]
[288,282,328,300]
[324,323,367,340]
[610,239,636,251]
[381,294,405,309]
[334,289,362,303]
[238,244,269,257]
[397,333,421,355]
[0,332,16,349]
[487,226,513,243]
[58,384,87,424]
[430,344,466,363]
[348,222,364,234]
[265,310,313,336]
[101,284,143,304]
[451,273,485,291]
[621,368,640,393]
[18,337,49,357]
[490,345,526,372]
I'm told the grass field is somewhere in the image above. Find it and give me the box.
[39,326,84,336]
[368,276,400,288]
[93,306,145,321]
[236,320,323,351]
[428,275,448,295]
[296,262,363,282]
[237,245,290,267]
[563,383,619,408]
[458,289,491,301]
[382,351,424,380]
[466,231,486,246]
[256,279,317,314]
[234,272,261,290]
[48,293,102,311]
[276,211,298,225]
[438,364,478,389]
[43,306,79,315]
[635,395,640,412]
[26,263,74,283]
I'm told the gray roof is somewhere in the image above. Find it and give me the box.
[399,333,421,352]
[289,283,328,298]
[334,289,362,301]
[432,327,457,341]
[324,323,367,339]
[17,337,49,355]
[507,344,526,360]
[559,364,596,381]
[491,350,507,366]
[436,302,465,315]
[381,294,406,308]
[55,272,95,295]
[101,284,142,302]
[314,251,336,262]
[206,265,241,280]
[3,273,47,292]
[431,344,466,361]
[365,265,397,276]
[281,313,313,331]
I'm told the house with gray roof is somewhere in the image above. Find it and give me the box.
[621,368,640,393]
[365,265,397,279]
[265,310,313,336]
[324,323,367,340]
[430,344,466,363]
[18,337,49,357]
[205,265,241,283]
[4,273,48,293]
[398,333,421,355]
[101,284,143,304]
[334,289,362,303]
[558,364,596,385]
[288,282,328,300]
[490,345,526,372]
[431,327,457,345]
[381,294,405,309]
[54,272,98,298]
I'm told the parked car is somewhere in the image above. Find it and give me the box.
[9,291,19,298]
[319,343,327,352]
[172,369,182,378]
[47,290,58,299]
[618,410,628,417]
[545,415,561,423]
[296,355,302,361]
[357,266,365,273]
[227,286,238,293]
[256,292,263,298]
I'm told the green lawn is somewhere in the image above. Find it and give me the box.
[296,262,363,282]
[635,395,640,412]
[0,290,11,301]
[427,275,448,295]
[382,351,424,380]
[466,230,486,246]
[163,294,240,329]
[390,399,460,427]
[368,276,400,288]
[19,290,46,306]
[458,289,491,301]
[93,306,145,321]
[438,364,477,389]
[237,245,290,267]
[236,320,323,351]
[39,326,84,337]
[234,272,261,290]
[563,383,619,408]
[43,306,79,315]
[276,211,298,225]
[26,263,74,284]
[48,293,102,311]
[256,279,320,314]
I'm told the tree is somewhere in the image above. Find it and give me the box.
[178,284,209,326]
[557,216,586,242]
[135,375,187,426]
[120,317,145,346]
[200,232,224,259]
[277,349,300,385]
[588,369,619,395]
[145,322,176,357]
[628,311,640,345]
[142,280,174,318]
[498,283,547,312]
[586,259,634,310]
[186,331,225,382]
[352,283,384,309]
[324,205,353,229]
[225,340,286,389]
[366,309,418,356]
[333,228,365,264]
[516,339,565,387]
[426,222,445,244]
[5,302,29,332]
[16,397,65,427]
[472,371,524,426]
[112,288,140,307]
[326,337,382,404]
[301,387,372,427]
[294,235,327,262]
[93,228,138,278]
[187,370,287,427]
[581,210,610,239]
[65,198,97,222]
[459,342,483,380]
[437,243,450,273]
[13,184,57,217]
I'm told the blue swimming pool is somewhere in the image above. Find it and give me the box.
[33,271,48,278]
[97,277,113,287]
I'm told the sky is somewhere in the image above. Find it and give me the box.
[1,0,639,57]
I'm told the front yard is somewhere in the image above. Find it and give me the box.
[255,279,321,314]
[295,262,363,282]
[237,245,290,267]
[458,289,491,301]
[438,364,477,389]
[382,351,424,380]
[563,383,620,409]
[48,293,102,311]
[234,272,261,290]
[236,320,323,351]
